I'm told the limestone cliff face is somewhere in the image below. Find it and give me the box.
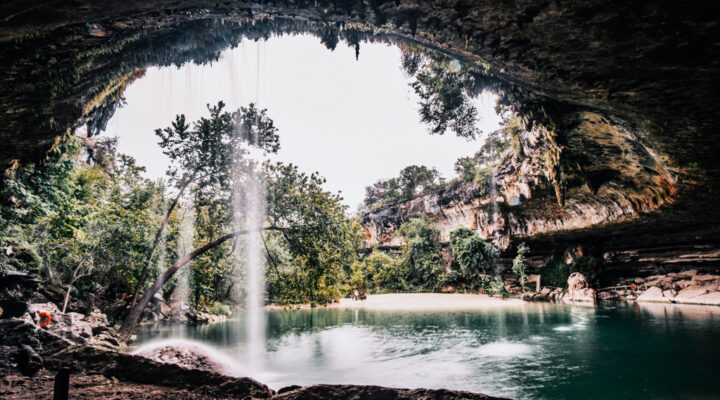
[361,111,679,251]
[361,181,643,251]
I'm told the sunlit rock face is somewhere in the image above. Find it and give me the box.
[362,108,686,255]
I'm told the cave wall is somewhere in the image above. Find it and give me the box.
[2,1,719,279]
[2,0,719,171]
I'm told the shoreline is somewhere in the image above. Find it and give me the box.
[265,293,526,311]
[264,292,720,311]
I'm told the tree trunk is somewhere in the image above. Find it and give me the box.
[62,243,100,313]
[119,226,279,341]
[129,170,198,310]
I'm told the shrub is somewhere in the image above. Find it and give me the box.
[207,302,231,316]
[541,256,603,288]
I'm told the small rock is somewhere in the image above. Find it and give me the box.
[678,270,698,277]
[598,291,619,300]
[662,289,677,300]
[675,280,693,289]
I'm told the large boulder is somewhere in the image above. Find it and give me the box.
[637,286,670,303]
[274,384,509,400]
[564,272,596,303]
[0,271,39,318]
[45,345,275,399]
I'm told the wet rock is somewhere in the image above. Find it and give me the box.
[25,303,119,349]
[273,384,508,400]
[598,291,619,301]
[683,292,720,306]
[14,345,42,376]
[675,287,709,300]
[136,345,227,375]
[637,287,669,303]
[29,303,91,342]
[189,312,227,324]
[0,271,39,319]
[44,345,274,399]
[1,318,57,352]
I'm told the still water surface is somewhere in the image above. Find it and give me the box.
[137,302,720,399]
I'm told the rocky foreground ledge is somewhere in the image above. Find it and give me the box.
[0,271,507,400]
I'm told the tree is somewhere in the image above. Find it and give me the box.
[512,243,529,294]
[398,165,442,199]
[369,251,407,292]
[362,165,442,209]
[364,178,401,208]
[128,101,279,309]
[397,214,444,291]
[120,102,280,339]
[350,250,404,293]
[403,51,481,139]
[263,162,360,304]
[1,137,163,316]
[449,228,498,282]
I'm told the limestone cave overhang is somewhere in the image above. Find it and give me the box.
[1,1,719,231]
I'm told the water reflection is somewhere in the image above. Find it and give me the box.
[136,302,720,399]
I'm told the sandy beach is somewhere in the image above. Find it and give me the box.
[267,293,526,311]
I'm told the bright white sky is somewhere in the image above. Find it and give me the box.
[106,34,501,210]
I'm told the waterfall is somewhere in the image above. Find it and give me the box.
[245,168,266,373]
[173,201,194,322]
[232,163,266,374]
[156,200,168,297]
[489,170,500,274]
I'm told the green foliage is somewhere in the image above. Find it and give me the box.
[263,162,361,305]
[156,101,279,195]
[541,256,603,288]
[153,101,280,310]
[512,243,530,293]
[351,250,406,293]
[363,165,443,209]
[453,114,519,197]
[403,51,480,139]
[1,137,162,313]
[363,115,521,210]
[489,275,506,296]
[397,214,444,291]
[207,302,232,316]
[449,228,497,276]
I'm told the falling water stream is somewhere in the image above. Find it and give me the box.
[243,169,266,373]
[173,202,194,314]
